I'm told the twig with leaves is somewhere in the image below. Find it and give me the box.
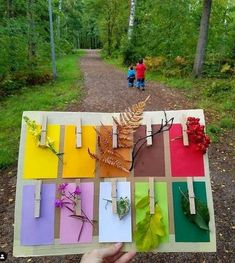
[55,183,94,241]
[103,197,130,220]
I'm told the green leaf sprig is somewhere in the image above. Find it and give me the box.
[104,197,130,220]
[179,187,210,231]
[134,196,166,251]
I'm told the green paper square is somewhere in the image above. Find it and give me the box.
[135,182,169,243]
[172,182,210,242]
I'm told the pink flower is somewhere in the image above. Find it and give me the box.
[55,199,64,208]
[74,186,81,196]
[58,183,68,192]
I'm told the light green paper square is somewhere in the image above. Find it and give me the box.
[135,182,169,243]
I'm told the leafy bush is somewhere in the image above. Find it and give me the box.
[204,81,233,100]
[202,56,235,78]
[120,38,139,66]
[0,70,52,98]
[0,79,23,97]
[144,56,165,71]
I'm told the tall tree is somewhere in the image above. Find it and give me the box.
[27,0,36,70]
[192,0,212,77]
[48,0,57,79]
[128,0,136,40]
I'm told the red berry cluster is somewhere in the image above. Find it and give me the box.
[186,117,211,154]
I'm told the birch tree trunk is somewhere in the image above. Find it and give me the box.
[128,0,136,40]
[192,0,212,77]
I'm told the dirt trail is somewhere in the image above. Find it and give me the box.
[0,50,234,263]
[68,50,193,112]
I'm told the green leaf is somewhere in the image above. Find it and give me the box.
[180,188,210,231]
[117,197,130,220]
[134,202,166,251]
[136,196,149,209]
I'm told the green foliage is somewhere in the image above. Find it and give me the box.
[206,124,221,143]
[117,197,131,220]
[180,188,210,231]
[0,53,84,169]
[134,197,166,252]
[219,117,235,129]
[136,196,149,209]
[204,81,233,102]
[120,39,140,66]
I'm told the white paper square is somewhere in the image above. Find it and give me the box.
[99,182,132,242]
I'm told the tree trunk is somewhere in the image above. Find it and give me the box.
[57,0,62,40]
[127,0,136,40]
[27,0,37,70]
[192,0,212,77]
[48,0,57,80]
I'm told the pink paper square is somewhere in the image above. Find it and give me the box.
[169,124,205,177]
[59,183,94,244]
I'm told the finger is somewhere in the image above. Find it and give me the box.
[96,243,123,258]
[115,251,136,263]
[106,251,124,263]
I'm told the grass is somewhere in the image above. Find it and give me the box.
[0,51,85,169]
[104,56,235,137]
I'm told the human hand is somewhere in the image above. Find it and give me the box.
[80,242,136,263]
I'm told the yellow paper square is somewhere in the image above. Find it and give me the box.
[23,125,60,179]
[62,125,96,178]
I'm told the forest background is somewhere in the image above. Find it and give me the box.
[0,0,234,169]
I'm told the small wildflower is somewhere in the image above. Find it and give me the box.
[58,183,68,192]
[24,116,63,159]
[74,186,81,196]
[55,199,64,208]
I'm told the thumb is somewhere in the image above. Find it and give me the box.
[97,243,123,258]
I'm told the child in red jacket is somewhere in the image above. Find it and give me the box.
[136,58,146,90]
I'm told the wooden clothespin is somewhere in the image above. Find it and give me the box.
[187,177,196,214]
[39,114,47,147]
[34,180,42,218]
[112,119,118,149]
[76,118,82,148]
[146,117,152,146]
[111,179,117,214]
[149,177,155,214]
[75,179,82,216]
[181,114,189,146]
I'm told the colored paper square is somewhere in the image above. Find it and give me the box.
[62,125,96,178]
[134,125,165,177]
[135,182,169,243]
[23,125,60,179]
[169,124,204,177]
[172,181,210,242]
[20,184,56,245]
[59,183,94,244]
[99,182,132,242]
[99,126,131,177]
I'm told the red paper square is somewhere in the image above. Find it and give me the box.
[169,124,204,177]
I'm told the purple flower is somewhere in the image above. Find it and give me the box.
[55,199,64,208]
[74,186,81,196]
[58,183,68,192]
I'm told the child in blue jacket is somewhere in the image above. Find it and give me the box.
[127,66,135,87]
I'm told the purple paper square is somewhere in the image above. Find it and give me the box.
[20,184,56,245]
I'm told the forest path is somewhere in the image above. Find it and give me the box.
[68,49,193,112]
[1,50,233,263]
